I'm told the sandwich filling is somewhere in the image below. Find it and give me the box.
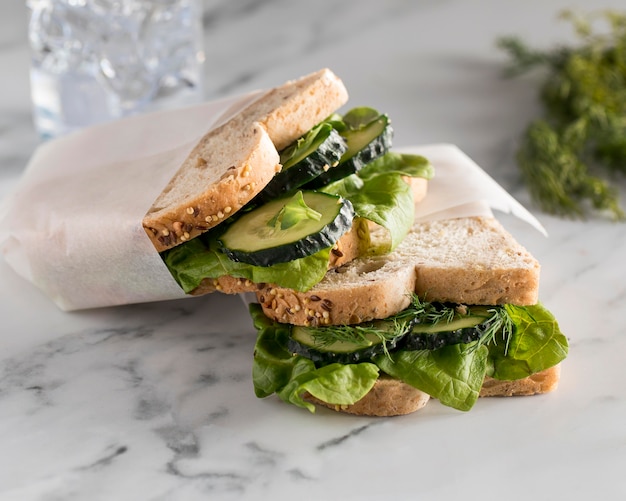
[161,107,434,293]
[249,296,568,412]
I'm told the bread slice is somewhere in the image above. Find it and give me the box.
[143,121,280,252]
[257,216,540,326]
[229,68,349,151]
[306,365,560,417]
[143,68,349,252]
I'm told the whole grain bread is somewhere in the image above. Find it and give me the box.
[307,365,561,417]
[143,121,280,252]
[256,216,540,326]
[143,69,349,252]
[229,68,349,151]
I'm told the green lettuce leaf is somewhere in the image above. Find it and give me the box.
[162,237,331,293]
[487,303,569,380]
[374,344,489,411]
[250,304,379,412]
[322,152,434,251]
[359,151,434,181]
[277,360,379,412]
[346,173,415,251]
[251,304,300,398]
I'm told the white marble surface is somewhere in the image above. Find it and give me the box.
[1,1,626,500]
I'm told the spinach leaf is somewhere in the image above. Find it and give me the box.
[322,170,415,251]
[250,304,379,412]
[488,303,568,380]
[375,344,489,411]
[359,151,434,181]
[277,361,379,412]
[251,304,300,398]
[162,236,331,293]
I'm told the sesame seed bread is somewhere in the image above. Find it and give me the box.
[229,68,349,152]
[306,365,560,417]
[143,121,281,252]
[256,216,540,326]
[143,68,349,252]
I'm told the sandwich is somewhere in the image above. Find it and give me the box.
[250,216,568,416]
[141,68,568,417]
[142,69,433,297]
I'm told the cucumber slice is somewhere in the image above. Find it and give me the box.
[218,191,354,267]
[256,124,347,202]
[308,111,393,187]
[402,308,492,351]
[287,319,407,364]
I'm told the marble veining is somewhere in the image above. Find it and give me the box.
[1,0,626,500]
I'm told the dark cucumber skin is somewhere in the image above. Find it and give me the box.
[218,192,355,267]
[287,320,408,365]
[287,312,493,365]
[307,117,393,188]
[256,126,347,202]
[401,326,487,351]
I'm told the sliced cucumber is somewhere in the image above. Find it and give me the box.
[218,191,354,267]
[287,319,408,364]
[307,110,393,187]
[402,308,492,351]
[255,124,347,202]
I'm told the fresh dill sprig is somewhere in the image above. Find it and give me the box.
[474,307,514,355]
[407,294,457,326]
[497,9,626,221]
[307,316,412,360]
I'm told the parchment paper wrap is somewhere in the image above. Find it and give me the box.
[0,94,545,311]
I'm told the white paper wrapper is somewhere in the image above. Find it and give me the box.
[0,94,545,311]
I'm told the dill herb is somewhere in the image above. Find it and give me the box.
[474,307,514,355]
[498,10,626,221]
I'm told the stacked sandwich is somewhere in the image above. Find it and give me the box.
[143,69,568,417]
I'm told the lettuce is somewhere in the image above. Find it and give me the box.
[249,301,568,413]
[250,305,379,412]
[323,152,434,251]
[374,344,489,412]
[487,303,569,380]
[162,236,331,293]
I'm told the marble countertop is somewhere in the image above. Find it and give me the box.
[1,1,626,499]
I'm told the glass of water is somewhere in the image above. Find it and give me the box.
[27,0,205,139]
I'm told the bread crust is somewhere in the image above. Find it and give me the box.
[480,364,561,397]
[143,121,280,252]
[257,217,540,326]
[306,365,561,417]
[306,375,431,416]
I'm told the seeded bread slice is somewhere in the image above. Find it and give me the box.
[143,68,349,252]
[143,121,281,252]
[229,68,349,151]
[256,216,540,326]
[306,364,560,417]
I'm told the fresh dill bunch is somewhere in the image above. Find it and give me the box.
[497,10,626,221]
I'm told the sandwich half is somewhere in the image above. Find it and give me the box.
[142,69,434,296]
[250,216,568,416]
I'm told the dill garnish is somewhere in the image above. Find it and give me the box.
[498,10,626,221]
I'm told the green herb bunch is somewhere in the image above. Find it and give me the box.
[498,10,626,221]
